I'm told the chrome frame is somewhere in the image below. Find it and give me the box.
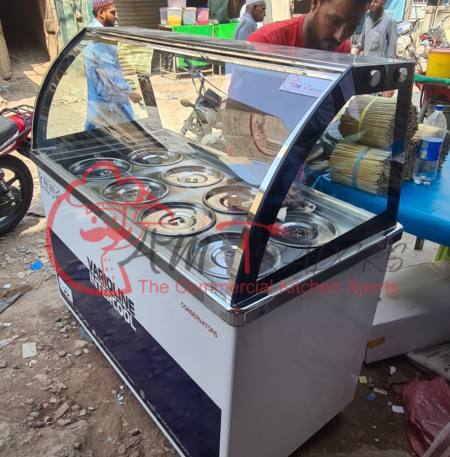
[95,27,350,75]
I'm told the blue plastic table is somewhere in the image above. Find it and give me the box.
[312,160,450,247]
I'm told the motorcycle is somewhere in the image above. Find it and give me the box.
[419,15,450,57]
[397,19,426,73]
[0,105,34,236]
[178,59,224,144]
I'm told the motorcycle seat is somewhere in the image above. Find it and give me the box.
[0,116,19,147]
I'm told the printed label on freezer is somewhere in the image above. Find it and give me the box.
[39,173,60,200]
[58,276,73,304]
[87,257,137,331]
[279,74,331,98]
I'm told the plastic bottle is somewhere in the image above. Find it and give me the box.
[413,105,447,185]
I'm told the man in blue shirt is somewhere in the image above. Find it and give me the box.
[234,0,267,40]
[84,0,141,130]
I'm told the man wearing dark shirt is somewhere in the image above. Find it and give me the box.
[246,0,370,53]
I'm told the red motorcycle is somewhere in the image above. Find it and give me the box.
[0,105,34,236]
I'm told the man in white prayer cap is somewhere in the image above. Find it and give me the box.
[234,0,266,40]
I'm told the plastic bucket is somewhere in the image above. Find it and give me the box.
[167,0,187,7]
[426,48,450,78]
[160,7,168,25]
[196,7,210,25]
[183,7,197,25]
[167,7,182,26]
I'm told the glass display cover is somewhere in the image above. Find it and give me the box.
[34,31,405,304]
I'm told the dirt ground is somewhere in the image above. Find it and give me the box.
[0,52,439,457]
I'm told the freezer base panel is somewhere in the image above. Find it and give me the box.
[52,231,222,457]
[226,249,391,457]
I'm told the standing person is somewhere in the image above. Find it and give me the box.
[84,0,141,130]
[246,0,370,53]
[208,0,229,24]
[244,0,370,208]
[239,0,272,25]
[355,0,397,97]
[234,1,266,40]
[355,0,398,59]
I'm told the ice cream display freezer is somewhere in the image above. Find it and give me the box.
[32,28,413,457]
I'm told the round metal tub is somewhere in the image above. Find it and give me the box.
[189,232,281,279]
[127,148,183,167]
[162,166,223,188]
[203,185,257,215]
[271,213,338,248]
[100,178,168,205]
[136,202,216,237]
[69,158,132,181]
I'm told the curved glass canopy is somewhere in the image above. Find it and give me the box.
[33,28,413,308]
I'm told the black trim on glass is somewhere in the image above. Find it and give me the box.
[229,62,414,306]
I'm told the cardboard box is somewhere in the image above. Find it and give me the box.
[365,261,450,363]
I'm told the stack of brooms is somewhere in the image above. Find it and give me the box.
[332,95,419,195]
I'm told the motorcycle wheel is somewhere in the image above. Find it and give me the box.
[0,155,33,236]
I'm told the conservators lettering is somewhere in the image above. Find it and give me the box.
[181,302,217,338]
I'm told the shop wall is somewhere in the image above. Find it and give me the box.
[271,0,291,21]
[55,0,93,45]
[385,0,406,22]
[114,0,167,28]
[421,7,450,32]
[294,0,311,16]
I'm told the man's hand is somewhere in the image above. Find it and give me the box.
[128,91,142,103]
[382,90,396,98]
[282,184,306,210]
[355,47,362,55]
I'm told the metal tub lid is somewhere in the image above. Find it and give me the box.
[162,166,223,188]
[137,202,216,236]
[100,178,169,205]
[127,148,183,167]
[271,213,338,248]
[189,232,281,279]
[69,158,132,181]
[203,185,257,214]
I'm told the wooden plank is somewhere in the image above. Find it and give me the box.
[38,0,63,60]
[80,0,94,26]
[63,0,79,41]
[54,0,70,45]
[0,18,12,80]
